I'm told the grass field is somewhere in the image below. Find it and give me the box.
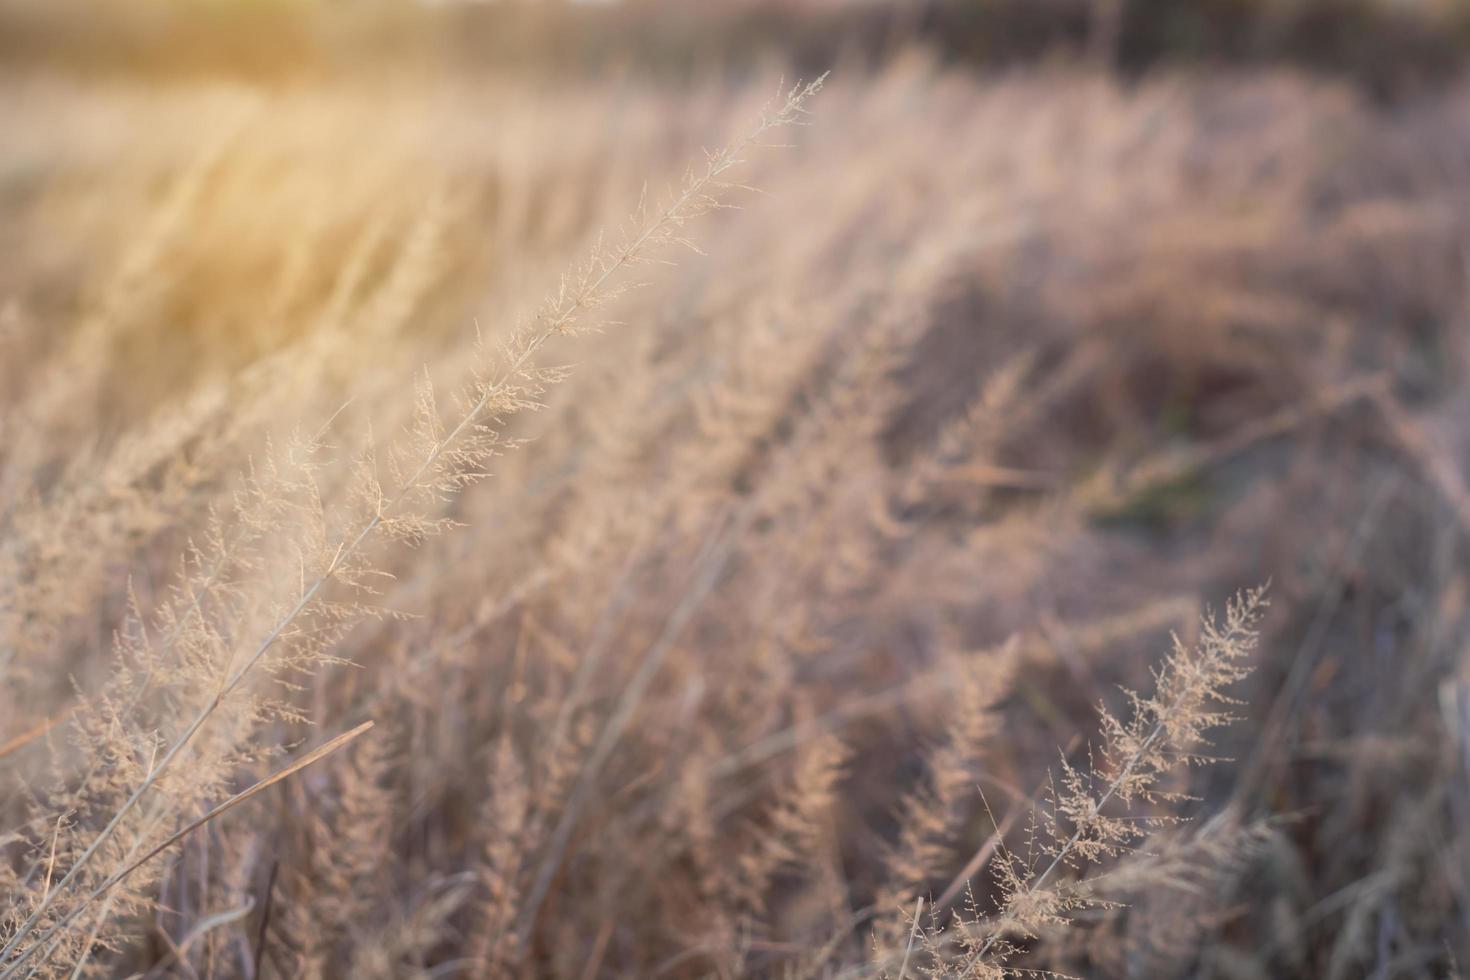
[2,2,1469,977]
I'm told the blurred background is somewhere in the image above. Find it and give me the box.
[4,1,1470,978]
[4,0,1470,92]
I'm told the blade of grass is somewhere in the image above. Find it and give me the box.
[6,722,372,976]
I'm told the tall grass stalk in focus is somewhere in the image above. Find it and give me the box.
[0,76,825,979]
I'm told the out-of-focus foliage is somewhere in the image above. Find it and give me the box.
[3,0,1470,95]
[2,3,1469,978]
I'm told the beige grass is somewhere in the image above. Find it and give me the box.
[1,26,1468,980]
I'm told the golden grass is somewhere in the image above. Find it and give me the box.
[1,28,1468,979]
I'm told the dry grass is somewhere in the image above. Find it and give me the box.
[2,10,1469,979]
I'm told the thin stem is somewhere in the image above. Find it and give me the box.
[1,76,825,977]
